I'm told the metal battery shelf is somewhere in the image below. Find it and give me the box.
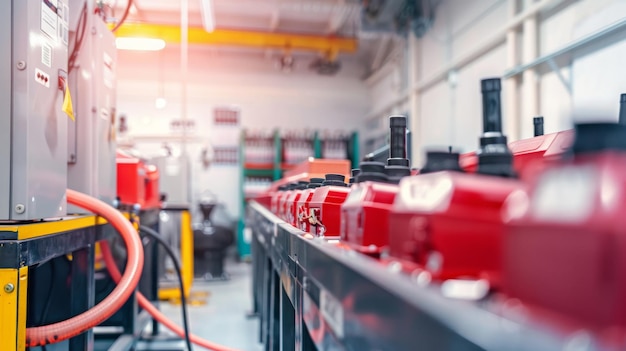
[0,215,103,351]
[248,201,625,351]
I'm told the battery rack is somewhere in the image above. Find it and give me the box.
[247,201,624,351]
[237,130,359,260]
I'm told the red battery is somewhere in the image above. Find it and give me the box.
[255,189,273,210]
[509,130,574,177]
[460,131,574,175]
[143,164,161,210]
[340,181,398,255]
[295,180,324,232]
[116,151,146,207]
[270,186,287,215]
[503,125,626,327]
[277,187,295,221]
[389,172,521,284]
[307,184,350,237]
[285,189,303,226]
[296,188,315,232]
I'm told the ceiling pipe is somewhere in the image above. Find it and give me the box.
[181,0,189,156]
[413,0,565,93]
[200,0,215,32]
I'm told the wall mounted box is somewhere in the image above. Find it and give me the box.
[0,0,70,220]
[67,3,117,212]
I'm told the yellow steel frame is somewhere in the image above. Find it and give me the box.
[0,211,193,349]
[100,209,195,301]
[0,215,98,240]
[158,210,194,301]
[96,211,135,225]
[113,23,358,54]
[0,267,28,351]
[0,216,99,351]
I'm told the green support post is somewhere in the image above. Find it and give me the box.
[273,129,282,180]
[313,131,322,159]
[237,129,251,260]
[350,131,360,169]
[237,129,283,260]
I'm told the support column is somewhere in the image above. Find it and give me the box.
[408,31,421,167]
[522,0,540,138]
[505,0,521,141]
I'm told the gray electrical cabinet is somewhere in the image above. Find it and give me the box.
[153,156,191,206]
[67,0,117,212]
[0,0,70,220]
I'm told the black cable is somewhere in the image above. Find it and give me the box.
[39,259,55,351]
[111,0,133,32]
[139,225,193,351]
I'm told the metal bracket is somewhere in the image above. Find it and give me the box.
[547,58,572,94]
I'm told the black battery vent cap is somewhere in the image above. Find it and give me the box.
[420,151,464,174]
[571,123,626,155]
[322,174,347,187]
[349,169,361,184]
[356,161,388,183]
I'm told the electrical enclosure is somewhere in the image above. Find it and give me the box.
[0,0,70,220]
[67,0,117,211]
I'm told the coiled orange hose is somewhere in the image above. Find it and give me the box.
[73,189,242,351]
[102,227,242,351]
[25,189,144,347]
[26,189,242,351]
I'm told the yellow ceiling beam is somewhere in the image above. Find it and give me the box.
[113,23,358,54]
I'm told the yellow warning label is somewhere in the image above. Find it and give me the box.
[63,84,74,121]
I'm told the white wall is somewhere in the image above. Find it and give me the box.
[570,1,626,121]
[415,0,509,161]
[368,0,626,167]
[364,56,409,153]
[116,47,370,218]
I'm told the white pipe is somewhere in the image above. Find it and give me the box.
[181,0,189,156]
[327,2,349,34]
[412,0,564,93]
[366,90,409,120]
[119,135,208,142]
[270,10,280,31]
[200,0,215,32]
[365,51,401,86]
[522,0,539,139]
[368,0,569,131]
[505,0,520,141]
[370,35,391,72]
[365,59,395,86]
[408,31,421,167]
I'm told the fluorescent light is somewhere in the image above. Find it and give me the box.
[155,97,167,109]
[200,0,215,32]
[115,38,166,51]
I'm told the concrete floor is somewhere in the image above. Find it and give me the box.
[157,261,263,351]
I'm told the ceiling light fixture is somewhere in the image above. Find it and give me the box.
[200,0,215,32]
[115,37,166,51]
[155,97,167,109]
[277,54,295,73]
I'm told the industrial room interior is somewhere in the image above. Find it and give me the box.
[3,0,626,350]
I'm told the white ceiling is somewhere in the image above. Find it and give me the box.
[109,0,402,75]
[118,0,362,36]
